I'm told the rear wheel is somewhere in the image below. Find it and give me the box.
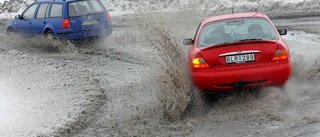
[202,91,222,103]
[45,30,56,40]
[44,30,60,52]
[275,84,285,92]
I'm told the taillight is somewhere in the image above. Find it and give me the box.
[192,52,210,68]
[62,18,71,29]
[107,13,111,22]
[272,44,288,61]
[192,58,210,68]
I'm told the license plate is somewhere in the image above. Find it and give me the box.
[226,54,255,64]
[81,20,98,26]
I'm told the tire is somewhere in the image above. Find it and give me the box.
[276,84,285,92]
[6,27,15,35]
[44,30,60,52]
[45,30,56,40]
[202,91,220,103]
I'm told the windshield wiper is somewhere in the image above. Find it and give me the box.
[239,39,263,42]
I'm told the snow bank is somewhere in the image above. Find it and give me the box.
[1,0,320,18]
[0,0,28,18]
[102,0,320,17]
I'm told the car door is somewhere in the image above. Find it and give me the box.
[46,3,64,31]
[14,4,39,36]
[32,3,50,35]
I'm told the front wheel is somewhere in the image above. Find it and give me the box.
[6,27,16,35]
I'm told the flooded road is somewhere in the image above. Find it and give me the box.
[1,12,320,136]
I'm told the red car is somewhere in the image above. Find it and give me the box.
[183,12,291,92]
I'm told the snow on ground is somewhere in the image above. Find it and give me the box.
[1,0,320,17]
[0,37,107,136]
[103,0,318,17]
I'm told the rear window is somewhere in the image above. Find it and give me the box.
[68,0,106,17]
[198,18,279,47]
[50,4,63,18]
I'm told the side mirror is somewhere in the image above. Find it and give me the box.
[278,29,287,35]
[183,38,194,45]
[15,15,22,20]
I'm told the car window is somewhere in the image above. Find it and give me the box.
[22,4,38,19]
[36,3,49,18]
[68,0,106,17]
[50,4,63,18]
[198,18,279,47]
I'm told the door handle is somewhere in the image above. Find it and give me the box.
[44,21,47,24]
[29,21,32,25]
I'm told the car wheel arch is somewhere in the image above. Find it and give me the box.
[7,27,15,32]
[44,28,54,35]
[44,29,57,40]
[6,27,16,35]
[43,24,56,35]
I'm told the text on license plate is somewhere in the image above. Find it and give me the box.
[225,54,255,64]
[82,20,98,25]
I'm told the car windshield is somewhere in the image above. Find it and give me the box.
[68,0,106,17]
[198,18,279,47]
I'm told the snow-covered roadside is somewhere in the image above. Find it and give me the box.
[0,0,29,19]
[102,0,320,18]
[103,0,320,18]
[2,0,320,18]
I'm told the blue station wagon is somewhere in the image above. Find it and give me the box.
[6,0,113,40]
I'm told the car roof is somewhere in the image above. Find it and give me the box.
[202,12,269,24]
